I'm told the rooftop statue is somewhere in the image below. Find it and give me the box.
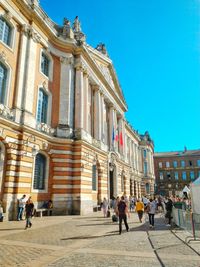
[73,16,81,32]
[62,17,71,38]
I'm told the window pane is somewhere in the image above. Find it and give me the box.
[92,165,97,190]
[182,171,186,180]
[33,154,46,190]
[0,63,7,104]
[144,162,148,175]
[166,162,170,168]
[41,52,49,76]
[197,159,200,167]
[143,149,147,158]
[173,161,177,168]
[190,171,195,180]
[158,162,162,168]
[0,18,11,46]
[37,89,48,123]
[181,160,185,167]
[159,172,163,180]
[175,172,179,180]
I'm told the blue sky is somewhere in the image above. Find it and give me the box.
[40,0,200,152]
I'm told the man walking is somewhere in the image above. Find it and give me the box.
[116,196,130,234]
[17,195,26,221]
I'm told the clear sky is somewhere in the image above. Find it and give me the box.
[40,0,200,152]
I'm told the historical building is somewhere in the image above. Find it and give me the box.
[0,0,155,220]
[154,148,200,196]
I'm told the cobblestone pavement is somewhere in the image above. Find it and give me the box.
[0,212,199,267]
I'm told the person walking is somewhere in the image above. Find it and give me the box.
[147,198,157,228]
[165,197,173,226]
[17,194,26,221]
[102,197,109,218]
[135,198,144,223]
[116,196,130,234]
[24,197,34,230]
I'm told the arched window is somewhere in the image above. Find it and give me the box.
[0,62,7,104]
[0,17,11,46]
[92,164,97,191]
[37,89,48,123]
[33,153,46,190]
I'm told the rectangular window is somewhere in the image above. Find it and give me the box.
[175,172,179,180]
[189,160,193,166]
[92,165,97,191]
[167,172,171,179]
[197,159,200,167]
[143,149,147,158]
[158,162,162,168]
[173,161,177,168]
[37,89,48,123]
[190,171,195,180]
[0,18,11,46]
[166,161,170,168]
[182,171,187,180]
[41,52,49,77]
[159,172,163,180]
[144,162,148,175]
[181,160,185,167]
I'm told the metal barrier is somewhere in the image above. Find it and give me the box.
[172,208,200,242]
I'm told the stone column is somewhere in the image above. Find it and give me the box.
[93,85,102,140]
[15,25,38,127]
[83,71,89,132]
[108,104,115,150]
[100,92,105,142]
[57,56,74,137]
[74,63,84,130]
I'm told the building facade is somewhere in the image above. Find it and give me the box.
[0,0,155,220]
[154,149,200,196]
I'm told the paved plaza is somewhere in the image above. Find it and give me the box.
[0,212,199,267]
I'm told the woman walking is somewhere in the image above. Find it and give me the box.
[147,198,157,228]
[24,197,34,230]
[102,197,109,218]
[135,199,144,223]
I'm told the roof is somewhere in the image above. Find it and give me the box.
[154,149,200,158]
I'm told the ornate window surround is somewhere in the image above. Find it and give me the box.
[0,12,16,51]
[39,48,53,81]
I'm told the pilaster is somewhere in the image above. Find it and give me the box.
[74,62,84,129]
[57,56,74,138]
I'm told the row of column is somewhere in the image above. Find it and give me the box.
[73,60,125,154]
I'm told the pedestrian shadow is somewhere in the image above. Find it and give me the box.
[0,228,23,231]
[60,233,117,241]
[77,222,113,227]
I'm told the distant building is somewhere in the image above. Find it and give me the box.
[154,148,200,196]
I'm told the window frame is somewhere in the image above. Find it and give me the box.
[92,164,97,191]
[0,14,15,50]
[182,171,187,180]
[32,152,49,193]
[0,60,11,106]
[39,49,53,81]
[36,86,52,126]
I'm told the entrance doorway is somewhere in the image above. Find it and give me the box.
[109,170,114,199]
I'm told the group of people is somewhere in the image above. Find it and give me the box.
[17,195,53,229]
[101,195,175,234]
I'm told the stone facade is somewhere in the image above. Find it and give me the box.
[0,0,155,220]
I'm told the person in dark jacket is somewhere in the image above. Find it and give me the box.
[116,196,130,234]
[165,197,173,226]
[24,197,34,230]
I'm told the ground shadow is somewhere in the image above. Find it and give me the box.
[60,233,117,241]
